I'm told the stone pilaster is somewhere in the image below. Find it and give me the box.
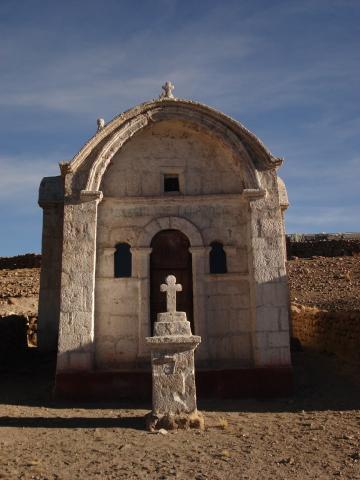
[189,246,209,363]
[247,174,291,367]
[38,175,64,353]
[131,247,152,357]
[56,190,103,373]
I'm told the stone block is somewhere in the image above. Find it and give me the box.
[229,293,250,309]
[256,306,280,332]
[96,339,116,364]
[207,309,229,337]
[279,306,290,331]
[59,311,93,351]
[61,286,88,314]
[114,336,138,359]
[156,217,171,230]
[141,173,160,195]
[69,352,93,371]
[207,295,229,311]
[69,352,92,371]
[207,333,252,363]
[56,352,70,372]
[259,283,278,306]
[106,315,138,337]
[255,332,268,351]
[146,333,201,416]
[185,168,203,194]
[268,331,290,348]
[228,309,251,333]
[256,346,291,367]
[126,172,142,195]
[204,281,219,296]
[275,281,289,306]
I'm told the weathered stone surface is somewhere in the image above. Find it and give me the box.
[145,410,205,431]
[37,87,291,390]
[146,275,202,429]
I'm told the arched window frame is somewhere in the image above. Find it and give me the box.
[209,241,227,274]
[114,242,132,278]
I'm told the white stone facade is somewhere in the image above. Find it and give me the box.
[38,94,291,389]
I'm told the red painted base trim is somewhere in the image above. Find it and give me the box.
[55,367,293,401]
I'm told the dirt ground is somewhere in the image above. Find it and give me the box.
[0,257,360,479]
[0,350,359,480]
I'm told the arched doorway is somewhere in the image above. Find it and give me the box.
[150,229,194,333]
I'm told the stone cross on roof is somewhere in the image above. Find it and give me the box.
[160,275,182,312]
[159,81,175,99]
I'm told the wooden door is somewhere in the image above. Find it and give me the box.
[150,229,194,333]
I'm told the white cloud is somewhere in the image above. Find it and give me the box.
[0,0,358,248]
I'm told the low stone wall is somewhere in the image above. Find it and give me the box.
[286,234,360,259]
[291,304,360,367]
[0,254,41,270]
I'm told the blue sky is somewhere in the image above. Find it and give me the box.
[0,0,359,255]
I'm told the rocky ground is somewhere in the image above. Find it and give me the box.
[287,254,360,311]
[0,256,359,479]
[0,267,39,317]
[0,350,359,480]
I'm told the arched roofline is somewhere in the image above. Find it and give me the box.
[66,98,282,193]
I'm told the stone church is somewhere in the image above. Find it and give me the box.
[38,83,292,398]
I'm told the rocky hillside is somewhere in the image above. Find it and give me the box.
[1,253,360,318]
[287,255,360,311]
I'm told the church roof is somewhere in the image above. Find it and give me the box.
[67,84,283,177]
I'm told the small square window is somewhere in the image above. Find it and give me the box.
[164,175,180,193]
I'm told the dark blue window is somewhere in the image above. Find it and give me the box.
[114,243,132,278]
[209,242,227,274]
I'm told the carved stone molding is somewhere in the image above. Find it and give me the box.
[79,190,104,203]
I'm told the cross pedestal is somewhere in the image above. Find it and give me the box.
[145,275,203,431]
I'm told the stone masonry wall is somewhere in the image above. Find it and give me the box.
[249,170,291,368]
[291,304,360,367]
[37,204,63,352]
[95,119,254,369]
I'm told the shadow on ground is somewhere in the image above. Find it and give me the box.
[0,415,145,430]
[0,347,359,416]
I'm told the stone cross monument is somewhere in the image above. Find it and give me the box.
[145,275,203,430]
[160,275,182,312]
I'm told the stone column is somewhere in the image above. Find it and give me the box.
[56,190,103,373]
[38,175,64,353]
[145,275,203,431]
[38,203,63,352]
[189,246,209,364]
[131,247,152,358]
[246,181,291,368]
